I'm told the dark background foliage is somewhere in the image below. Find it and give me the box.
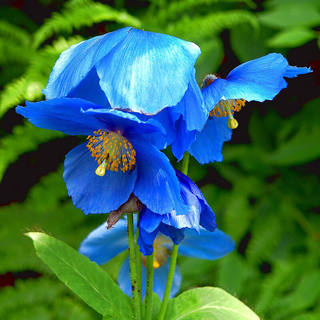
[0,0,319,319]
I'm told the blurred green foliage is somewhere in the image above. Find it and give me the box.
[0,0,319,319]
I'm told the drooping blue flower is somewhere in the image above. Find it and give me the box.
[16,97,188,216]
[79,220,235,299]
[165,53,312,163]
[137,169,217,256]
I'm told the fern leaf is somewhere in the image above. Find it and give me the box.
[0,39,33,65]
[0,122,64,182]
[0,20,30,46]
[33,0,141,48]
[167,10,259,41]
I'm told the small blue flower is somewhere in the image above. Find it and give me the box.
[16,97,187,216]
[79,220,235,299]
[163,53,311,162]
[138,170,217,255]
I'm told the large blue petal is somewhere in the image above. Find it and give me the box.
[44,27,131,99]
[118,258,181,299]
[153,261,181,299]
[203,53,311,105]
[79,220,128,265]
[16,98,105,136]
[133,140,188,215]
[188,116,232,164]
[96,28,201,114]
[159,224,185,245]
[179,228,235,260]
[63,143,137,214]
[45,27,200,115]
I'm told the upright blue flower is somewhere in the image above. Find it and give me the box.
[16,97,187,216]
[168,53,312,163]
[79,220,235,299]
[43,27,208,132]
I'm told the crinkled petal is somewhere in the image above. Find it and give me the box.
[44,27,132,99]
[96,28,201,114]
[133,140,188,215]
[179,228,235,260]
[204,53,311,105]
[139,208,163,233]
[189,117,232,164]
[16,98,105,136]
[153,261,181,299]
[118,258,181,299]
[159,224,185,245]
[79,220,128,265]
[63,143,137,214]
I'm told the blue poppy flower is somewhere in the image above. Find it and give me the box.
[163,53,311,162]
[16,97,188,216]
[137,169,217,256]
[79,220,235,299]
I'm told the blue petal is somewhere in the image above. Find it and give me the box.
[63,143,137,214]
[96,28,201,114]
[139,208,163,233]
[159,224,185,245]
[79,220,128,265]
[118,258,181,299]
[83,108,166,147]
[16,98,105,136]
[171,117,197,161]
[189,117,232,164]
[133,140,188,215]
[45,27,201,115]
[174,71,208,131]
[203,53,311,105]
[67,68,111,107]
[44,27,132,99]
[153,261,181,299]
[179,228,235,260]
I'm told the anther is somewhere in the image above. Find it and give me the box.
[95,160,107,176]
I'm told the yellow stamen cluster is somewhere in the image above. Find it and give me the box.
[86,129,136,175]
[209,99,246,129]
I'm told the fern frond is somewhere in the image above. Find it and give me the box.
[33,0,141,48]
[0,20,30,46]
[0,122,64,182]
[0,39,32,64]
[0,36,82,117]
[167,10,259,41]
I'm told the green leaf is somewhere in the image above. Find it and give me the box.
[268,27,315,48]
[166,287,260,320]
[259,3,320,29]
[26,232,132,319]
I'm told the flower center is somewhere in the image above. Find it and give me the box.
[142,236,170,269]
[209,99,246,129]
[86,129,136,176]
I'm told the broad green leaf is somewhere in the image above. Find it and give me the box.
[267,127,320,166]
[259,3,320,29]
[166,287,260,320]
[27,232,132,319]
[268,28,315,48]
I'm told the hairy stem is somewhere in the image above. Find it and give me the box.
[145,253,154,320]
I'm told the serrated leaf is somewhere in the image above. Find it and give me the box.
[166,287,260,320]
[27,232,132,318]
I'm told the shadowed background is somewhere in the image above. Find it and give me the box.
[0,0,319,319]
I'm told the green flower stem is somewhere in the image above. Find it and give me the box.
[127,214,141,320]
[157,153,190,320]
[135,214,143,317]
[158,244,179,320]
[181,152,190,175]
[145,253,154,320]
